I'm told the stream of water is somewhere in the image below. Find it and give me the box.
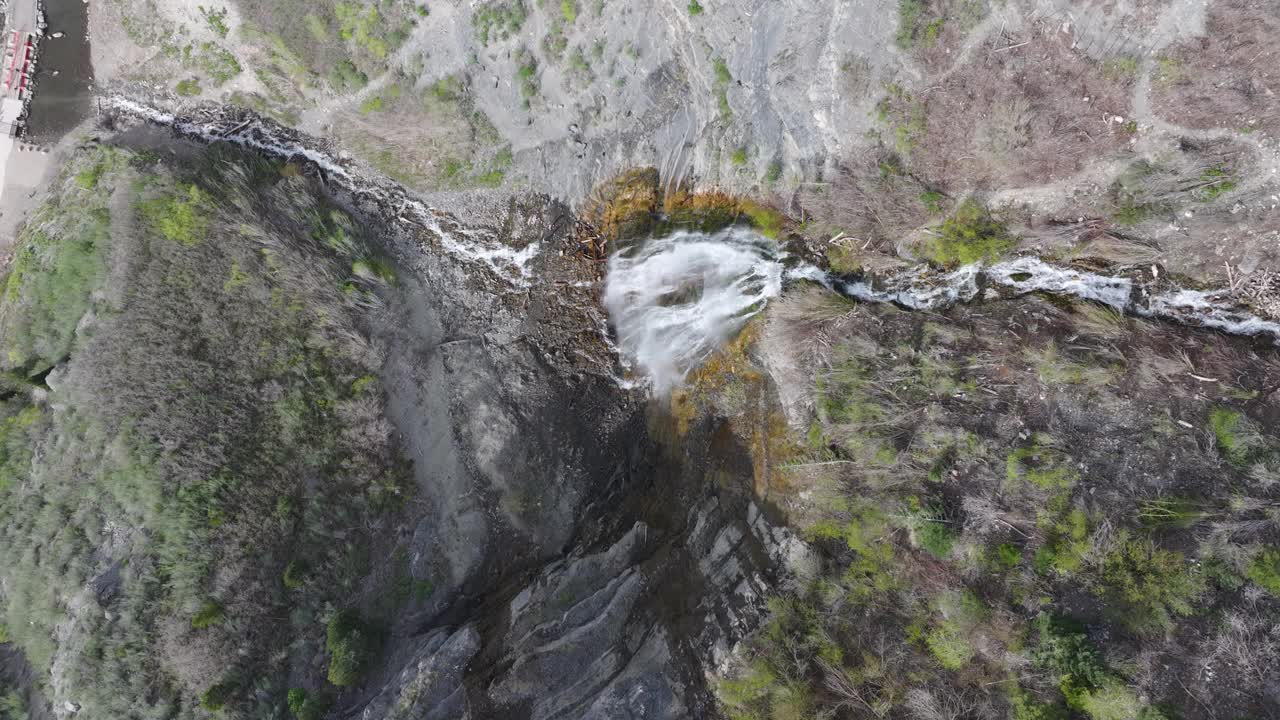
[605,232,1280,390]
[25,0,94,144]
[104,98,1280,393]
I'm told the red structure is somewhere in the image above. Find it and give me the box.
[3,31,34,96]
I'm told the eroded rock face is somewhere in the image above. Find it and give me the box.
[359,627,480,720]
[343,185,806,718]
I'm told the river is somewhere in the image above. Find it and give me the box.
[25,0,93,144]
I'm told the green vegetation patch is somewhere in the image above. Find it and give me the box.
[336,2,389,58]
[925,590,986,670]
[175,78,202,96]
[1196,166,1238,202]
[326,609,374,686]
[907,497,956,559]
[199,680,235,710]
[473,1,526,45]
[712,56,733,120]
[1247,546,1280,595]
[180,41,242,84]
[1097,532,1205,635]
[895,0,946,49]
[0,687,26,720]
[713,290,1276,720]
[923,198,1015,267]
[875,83,926,157]
[287,688,328,720]
[331,59,369,91]
[0,144,413,718]
[191,599,226,628]
[2,149,121,374]
[199,5,231,38]
[1209,406,1266,466]
[138,183,215,246]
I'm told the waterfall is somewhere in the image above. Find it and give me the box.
[102,97,1280,393]
[603,230,1280,392]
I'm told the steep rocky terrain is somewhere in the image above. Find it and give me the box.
[1,0,1279,719]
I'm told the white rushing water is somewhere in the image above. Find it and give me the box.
[106,97,1280,393]
[106,97,543,287]
[603,230,1280,392]
[602,227,789,393]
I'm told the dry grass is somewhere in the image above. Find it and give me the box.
[799,150,937,256]
[912,19,1133,189]
[581,167,661,242]
[1151,0,1280,138]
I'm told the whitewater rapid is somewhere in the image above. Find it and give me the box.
[103,97,1280,394]
[602,227,787,392]
[603,230,1280,392]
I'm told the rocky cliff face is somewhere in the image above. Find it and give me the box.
[0,120,809,719]
[358,186,811,718]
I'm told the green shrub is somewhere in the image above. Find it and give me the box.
[895,0,945,49]
[199,680,235,710]
[1065,679,1143,720]
[922,17,945,47]
[1101,56,1138,81]
[200,6,230,38]
[688,0,704,15]
[517,58,539,98]
[191,599,226,628]
[287,688,327,720]
[1098,533,1205,633]
[713,57,732,84]
[287,688,307,715]
[186,42,241,84]
[925,590,986,670]
[816,504,898,603]
[993,542,1023,571]
[1010,687,1069,720]
[326,610,373,686]
[1034,613,1108,690]
[3,201,111,373]
[1135,498,1210,528]
[475,169,505,187]
[919,190,944,214]
[1197,167,1237,202]
[764,160,783,184]
[924,199,1015,267]
[139,183,214,246]
[473,1,526,45]
[926,622,973,669]
[331,59,369,91]
[175,78,202,96]
[717,89,732,119]
[716,659,777,719]
[336,2,390,57]
[283,560,307,589]
[351,257,397,284]
[1034,509,1090,577]
[1006,439,1077,493]
[1209,407,1263,466]
[730,147,748,165]
[561,0,578,23]
[908,499,956,560]
[0,689,26,720]
[1247,546,1280,595]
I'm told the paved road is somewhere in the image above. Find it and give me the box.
[0,0,49,250]
[11,0,37,33]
